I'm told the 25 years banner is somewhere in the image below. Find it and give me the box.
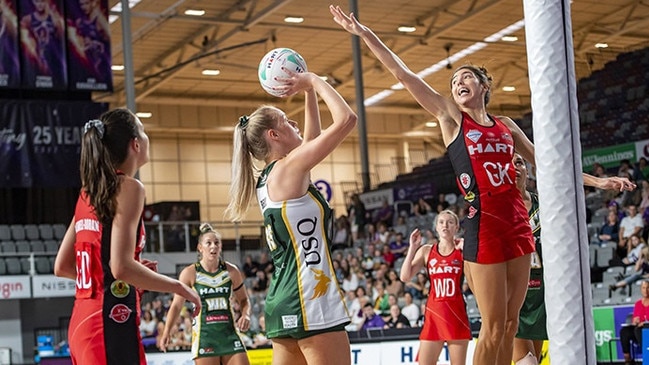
[0,99,107,187]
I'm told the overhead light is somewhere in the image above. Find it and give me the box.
[185,9,205,16]
[366,19,525,106]
[501,36,518,42]
[136,112,152,119]
[397,25,416,33]
[595,43,608,49]
[502,86,516,92]
[284,16,304,23]
[202,69,221,76]
[425,122,438,128]
[109,0,142,24]
[111,64,125,71]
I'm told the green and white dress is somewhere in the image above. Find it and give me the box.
[516,192,548,340]
[192,262,246,358]
[256,161,350,339]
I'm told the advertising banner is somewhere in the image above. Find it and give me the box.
[32,275,75,298]
[0,0,20,88]
[64,0,112,91]
[359,189,393,210]
[0,275,31,299]
[18,0,68,89]
[0,99,107,187]
[593,304,634,362]
[581,142,639,171]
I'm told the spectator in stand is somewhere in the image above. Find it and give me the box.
[140,310,158,339]
[421,228,438,245]
[618,205,645,259]
[610,201,627,223]
[375,262,390,283]
[610,234,647,268]
[347,194,367,243]
[592,163,608,178]
[401,292,420,327]
[610,246,649,293]
[597,210,620,245]
[242,254,259,279]
[405,272,429,300]
[332,215,352,250]
[330,259,341,283]
[372,248,386,273]
[349,288,370,331]
[382,244,396,268]
[375,199,394,228]
[393,215,410,238]
[257,252,274,275]
[343,289,359,318]
[386,269,404,297]
[251,270,269,294]
[619,159,635,179]
[359,303,386,331]
[638,180,649,214]
[635,157,649,183]
[389,232,409,260]
[373,280,391,316]
[416,198,434,215]
[619,280,649,365]
[383,304,411,329]
[366,223,382,246]
[377,222,392,244]
[152,296,167,322]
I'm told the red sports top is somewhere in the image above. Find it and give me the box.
[447,112,534,263]
[68,190,147,365]
[419,244,471,341]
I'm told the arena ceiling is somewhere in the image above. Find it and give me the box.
[100,0,649,139]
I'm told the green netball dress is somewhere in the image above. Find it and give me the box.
[516,192,548,340]
[256,162,350,339]
[192,262,246,358]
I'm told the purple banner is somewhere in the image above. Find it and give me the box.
[18,0,68,90]
[65,0,111,91]
[0,99,107,187]
[0,0,20,88]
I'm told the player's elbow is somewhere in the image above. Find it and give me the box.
[110,259,132,281]
[341,113,357,132]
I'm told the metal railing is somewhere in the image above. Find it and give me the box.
[143,220,266,263]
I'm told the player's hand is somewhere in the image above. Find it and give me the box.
[237,314,251,332]
[180,282,202,317]
[141,259,158,272]
[273,69,315,97]
[157,333,170,352]
[409,229,422,251]
[601,176,636,191]
[329,5,369,37]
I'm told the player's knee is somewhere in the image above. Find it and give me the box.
[504,316,519,335]
[514,351,538,365]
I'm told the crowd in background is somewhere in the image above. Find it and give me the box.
[138,156,649,352]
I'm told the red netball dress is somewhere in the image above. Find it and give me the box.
[67,190,147,365]
[420,244,471,341]
[447,112,534,263]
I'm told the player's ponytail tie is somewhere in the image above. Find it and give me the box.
[83,119,105,139]
[238,115,249,129]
